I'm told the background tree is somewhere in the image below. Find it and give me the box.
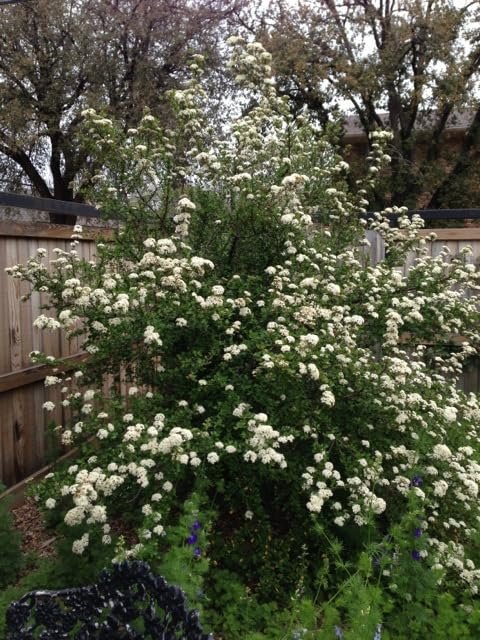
[250,0,480,211]
[0,0,242,221]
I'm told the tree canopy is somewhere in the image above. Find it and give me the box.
[0,0,241,213]
[3,0,480,215]
[255,0,480,210]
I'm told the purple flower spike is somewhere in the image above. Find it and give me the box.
[410,475,423,487]
[186,534,198,545]
[414,527,422,538]
[334,626,344,639]
[191,520,201,531]
[411,550,421,561]
[193,547,201,558]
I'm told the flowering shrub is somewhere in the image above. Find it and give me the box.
[6,37,480,638]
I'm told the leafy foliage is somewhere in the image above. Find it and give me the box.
[0,490,23,590]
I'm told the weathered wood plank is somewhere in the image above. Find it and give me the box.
[11,388,26,482]
[0,393,14,485]
[32,382,46,474]
[7,239,22,371]
[0,220,115,240]
[0,441,91,509]
[0,238,11,375]
[17,239,33,367]
[0,353,88,393]
[419,228,480,241]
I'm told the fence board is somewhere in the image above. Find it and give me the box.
[418,228,480,241]
[0,392,14,487]
[0,220,114,240]
[0,354,88,393]
[0,220,110,486]
[11,388,25,484]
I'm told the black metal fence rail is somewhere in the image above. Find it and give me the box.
[0,191,100,219]
[2,190,480,225]
[389,209,480,221]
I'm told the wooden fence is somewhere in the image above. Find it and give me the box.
[2,220,480,487]
[366,227,480,395]
[366,227,480,272]
[0,220,113,487]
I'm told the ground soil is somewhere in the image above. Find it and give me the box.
[11,497,56,559]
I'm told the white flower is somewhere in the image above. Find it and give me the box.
[233,402,249,417]
[177,196,196,210]
[144,325,162,346]
[432,444,452,461]
[91,506,107,523]
[72,533,89,555]
[207,452,220,464]
[43,401,55,411]
[245,510,254,520]
[65,506,86,527]
[369,496,386,514]
[307,363,320,380]
[444,406,457,423]
[433,480,449,497]
[321,390,335,407]
[212,285,224,296]
[325,283,341,296]
[34,315,61,331]
[45,498,56,509]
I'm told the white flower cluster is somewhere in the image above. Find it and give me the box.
[174,196,195,238]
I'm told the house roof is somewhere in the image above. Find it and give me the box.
[342,109,474,141]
